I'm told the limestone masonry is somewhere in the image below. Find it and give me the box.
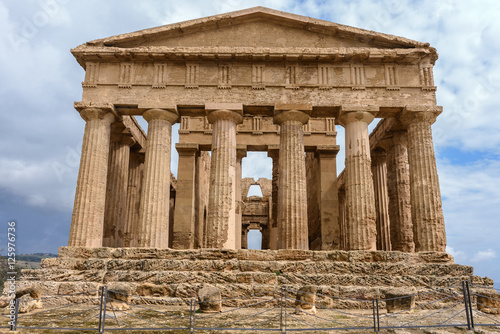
[16,7,498,310]
[67,7,447,252]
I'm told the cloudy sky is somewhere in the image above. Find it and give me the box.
[0,0,499,288]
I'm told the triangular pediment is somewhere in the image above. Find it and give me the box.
[82,7,430,51]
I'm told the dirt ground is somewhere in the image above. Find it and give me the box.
[1,301,499,334]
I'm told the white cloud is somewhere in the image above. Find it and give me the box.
[471,249,497,263]
[446,246,467,264]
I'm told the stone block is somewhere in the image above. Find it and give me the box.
[236,273,252,283]
[252,284,278,297]
[384,288,416,313]
[418,252,453,263]
[197,286,222,313]
[276,249,313,261]
[240,249,276,261]
[40,257,60,268]
[174,283,202,298]
[476,290,500,314]
[107,282,131,311]
[199,249,238,260]
[115,270,158,283]
[295,285,317,314]
[253,273,277,285]
[15,285,41,299]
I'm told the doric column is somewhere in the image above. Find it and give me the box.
[274,104,311,250]
[235,146,247,249]
[124,150,144,247]
[195,151,211,248]
[103,132,135,247]
[137,107,179,248]
[371,149,391,251]
[205,103,243,249]
[261,221,270,250]
[241,224,249,249]
[69,106,116,247]
[338,188,348,250]
[401,106,446,252]
[382,130,415,252]
[172,143,199,249]
[339,105,377,251]
[316,145,341,250]
[267,146,279,250]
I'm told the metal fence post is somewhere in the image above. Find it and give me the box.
[462,280,472,330]
[466,281,474,329]
[9,298,19,331]
[98,286,108,334]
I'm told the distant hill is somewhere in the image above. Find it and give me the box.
[15,253,58,269]
[0,253,57,291]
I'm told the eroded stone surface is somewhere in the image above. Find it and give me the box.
[17,248,495,310]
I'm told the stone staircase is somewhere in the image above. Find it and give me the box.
[19,247,494,309]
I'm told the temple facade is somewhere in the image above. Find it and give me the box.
[68,7,446,252]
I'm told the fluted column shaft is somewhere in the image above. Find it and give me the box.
[338,188,347,250]
[124,151,144,247]
[205,104,243,249]
[385,131,415,252]
[371,149,391,251]
[69,108,115,247]
[267,147,279,250]
[339,108,377,250]
[137,108,178,248]
[402,107,446,252]
[103,134,134,247]
[274,106,311,250]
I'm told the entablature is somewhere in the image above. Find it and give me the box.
[72,46,436,66]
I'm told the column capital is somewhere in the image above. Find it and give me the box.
[79,107,116,124]
[205,103,243,124]
[400,105,442,126]
[338,105,377,126]
[274,103,312,125]
[175,143,199,156]
[143,108,179,124]
[75,101,120,122]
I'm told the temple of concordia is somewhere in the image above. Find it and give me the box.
[22,7,494,306]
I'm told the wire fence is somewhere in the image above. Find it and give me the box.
[2,280,499,332]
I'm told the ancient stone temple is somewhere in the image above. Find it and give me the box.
[19,7,496,308]
[67,7,446,253]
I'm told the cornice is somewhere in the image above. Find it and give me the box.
[71,46,437,68]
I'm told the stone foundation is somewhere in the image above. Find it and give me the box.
[17,247,493,310]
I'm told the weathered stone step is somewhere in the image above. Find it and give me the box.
[41,258,473,276]
[22,268,486,289]
[19,279,482,310]
[56,247,455,264]
[17,247,495,311]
